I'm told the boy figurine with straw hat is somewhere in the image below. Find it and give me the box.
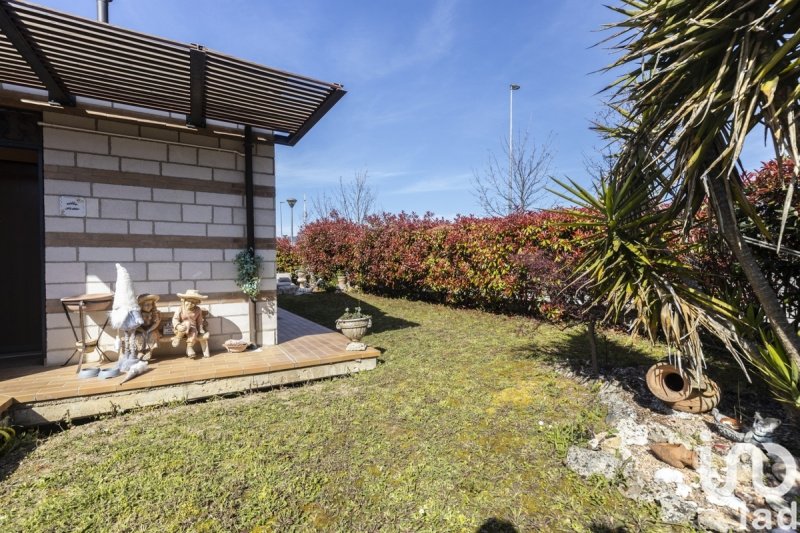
[171,289,210,358]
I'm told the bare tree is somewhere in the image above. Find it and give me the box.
[472,131,554,216]
[312,169,376,223]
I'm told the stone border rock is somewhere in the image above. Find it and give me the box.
[562,368,799,532]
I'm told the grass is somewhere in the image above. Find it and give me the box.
[0,293,675,532]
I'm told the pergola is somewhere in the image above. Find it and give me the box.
[0,0,345,145]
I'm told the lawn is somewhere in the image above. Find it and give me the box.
[0,293,673,532]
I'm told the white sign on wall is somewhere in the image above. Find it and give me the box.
[59,196,86,217]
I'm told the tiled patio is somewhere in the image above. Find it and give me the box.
[0,309,379,425]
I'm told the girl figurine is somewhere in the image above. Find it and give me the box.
[134,294,161,360]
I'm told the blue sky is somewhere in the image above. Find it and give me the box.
[35,0,773,229]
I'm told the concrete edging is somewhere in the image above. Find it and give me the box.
[10,358,377,426]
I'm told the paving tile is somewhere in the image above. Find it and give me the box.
[265,360,297,372]
[210,367,246,379]
[145,375,186,387]
[76,383,121,396]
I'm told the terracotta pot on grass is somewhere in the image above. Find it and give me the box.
[645,362,720,414]
[645,363,692,403]
[670,380,720,414]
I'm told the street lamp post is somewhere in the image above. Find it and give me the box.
[509,83,520,215]
[287,198,297,242]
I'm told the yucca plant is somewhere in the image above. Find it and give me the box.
[552,170,752,387]
[601,0,800,375]
[740,306,800,408]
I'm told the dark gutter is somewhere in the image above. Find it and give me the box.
[244,124,255,251]
[243,124,258,345]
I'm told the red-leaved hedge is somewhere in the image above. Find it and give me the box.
[692,160,800,326]
[278,159,797,327]
[276,237,302,274]
[291,210,589,318]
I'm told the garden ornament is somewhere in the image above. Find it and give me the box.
[120,360,149,384]
[645,362,720,413]
[646,363,692,403]
[171,289,210,358]
[110,263,143,372]
[134,294,161,360]
[649,443,699,470]
[711,409,781,446]
[335,307,372,351]
[710,409,743,432]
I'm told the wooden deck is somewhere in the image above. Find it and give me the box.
[0,309,379,425]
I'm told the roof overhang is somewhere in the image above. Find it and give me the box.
[0,0,345,145]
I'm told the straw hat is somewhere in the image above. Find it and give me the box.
[137,293,160,304]
[177,289,208,301]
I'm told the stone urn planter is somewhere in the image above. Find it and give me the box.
[335,307,371,351]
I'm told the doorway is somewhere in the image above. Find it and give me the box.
[0,108,44,366]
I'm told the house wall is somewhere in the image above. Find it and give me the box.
[39,111,277,365]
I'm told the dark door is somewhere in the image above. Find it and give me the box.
[0,109,43,366]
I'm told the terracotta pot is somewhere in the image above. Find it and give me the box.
[668,379,720,414]
[645,363,692,403]
[649,442,699,469]
[223,339,249,353]
[335,317,371,342]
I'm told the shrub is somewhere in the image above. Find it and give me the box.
[742,160,799,328]
[295,216,365,282]
[276,237,302,274]
[295,210,588,319]
[692,160,800,406]
[693,160,799,328]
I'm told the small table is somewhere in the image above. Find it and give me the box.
[60,293,114,373]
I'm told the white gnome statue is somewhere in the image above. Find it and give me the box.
[110,263,144,371]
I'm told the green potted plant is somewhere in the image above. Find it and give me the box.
[335,306,372,351]
[233,248,263,301]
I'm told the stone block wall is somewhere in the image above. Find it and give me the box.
[40,111,277,365]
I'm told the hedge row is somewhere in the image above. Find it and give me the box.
[281,161,797,324]
[276,236,302,274]
[293,211,588,319]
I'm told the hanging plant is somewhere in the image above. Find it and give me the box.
[233,248,263,301]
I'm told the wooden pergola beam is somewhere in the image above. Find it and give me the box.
[187,46,207,128]
[282,86,346,146]
[0,0,345,140]
[0,0,73,106]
